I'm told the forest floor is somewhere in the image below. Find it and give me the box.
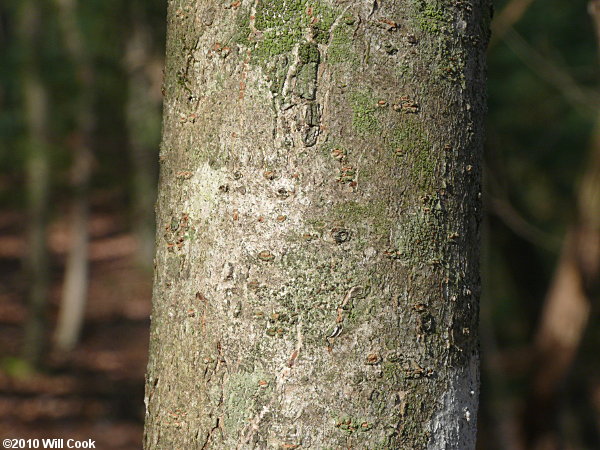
[0,206,152,449]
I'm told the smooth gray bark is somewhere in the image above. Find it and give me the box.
[145,1,490,448]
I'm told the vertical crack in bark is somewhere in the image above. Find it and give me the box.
[201,417,222,450]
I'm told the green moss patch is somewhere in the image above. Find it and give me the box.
[248,0,338,63]
[389,119,434,189]
[327,22,357,65]
[349,90,382,136]
[414,2,449,34]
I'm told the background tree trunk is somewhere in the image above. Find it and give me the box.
[520,4,600,447]
[124,1,163,269]
[53,0,95,353]
[144,1,490,448]
[19,0,51,366]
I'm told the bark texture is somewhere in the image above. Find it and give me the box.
[145,0,490,448]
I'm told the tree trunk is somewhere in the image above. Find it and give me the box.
[19,0,51,366]
[124,3,163,268]
[520,5,600,447]
[53,0,94,353]
[520,127,600,450]
[54,155,91,352]
[144,1,490,448]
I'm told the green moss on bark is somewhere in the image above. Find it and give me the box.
[416,3,448,33]
[248,0,338,64]
[332,200,391,240]
[349,90,382,136]
[327,21,357,65]
[389,119,435,189]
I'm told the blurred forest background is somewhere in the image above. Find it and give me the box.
[0,0,598,448]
